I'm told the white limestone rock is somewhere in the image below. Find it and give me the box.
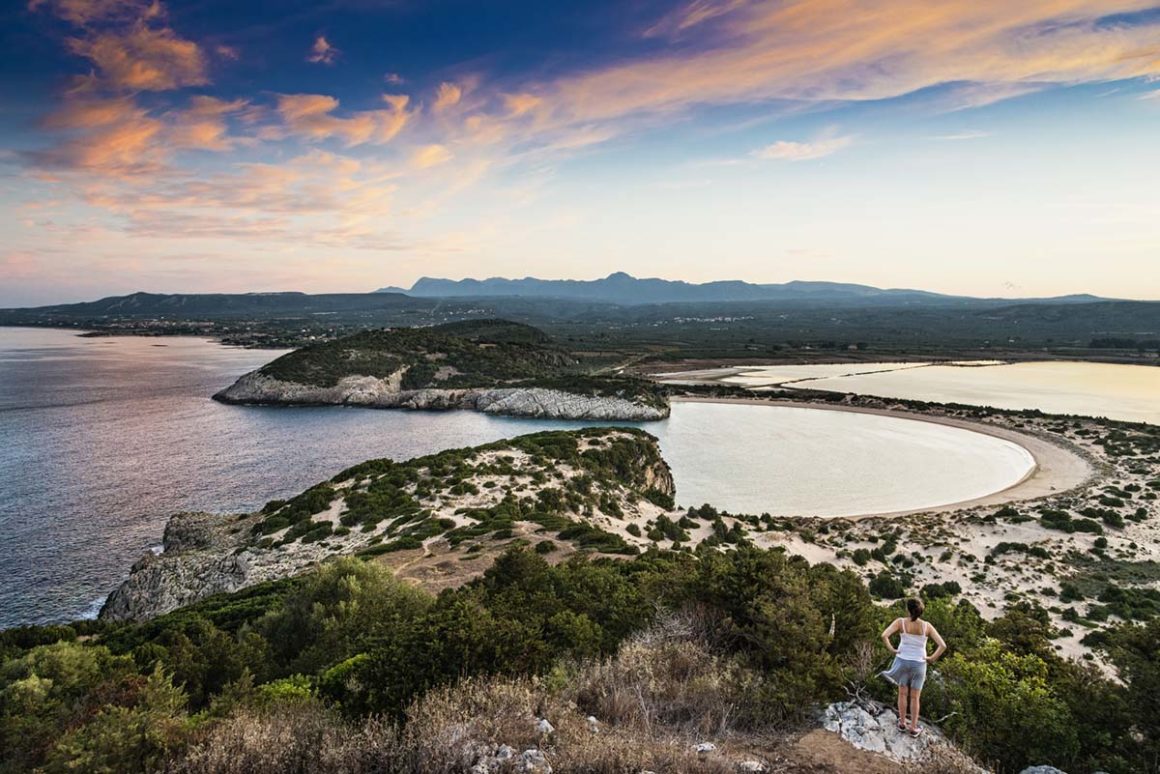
[821,700,983,770]
[214,371,669,421]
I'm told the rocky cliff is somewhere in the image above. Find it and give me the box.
[101,428,676,621]
[100,512,253,621]
[213,371,669,421]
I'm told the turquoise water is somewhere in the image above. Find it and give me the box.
[0,328,1031,627]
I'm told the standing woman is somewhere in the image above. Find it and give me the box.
[880,598,947,736]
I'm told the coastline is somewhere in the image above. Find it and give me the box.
[671,395,1096,519]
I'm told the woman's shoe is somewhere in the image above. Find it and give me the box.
[908,725,924,738]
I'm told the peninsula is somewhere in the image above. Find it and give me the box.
[213,319,669,420]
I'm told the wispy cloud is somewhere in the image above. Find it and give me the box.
[306,34,339,65]
[432,82,463,112]
[927,130,992,141]
[752,133,853,161]
[28,0,159,26]
[33,0,208,93]
[68,26,208,91]
[525,0,1160,138]
[411,144,453,168]
[274,93,411,146]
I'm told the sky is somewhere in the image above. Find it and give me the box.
[1,0,1159,306]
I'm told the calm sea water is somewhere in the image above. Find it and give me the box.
[0,328,1032,628]
[721,361,1160,425]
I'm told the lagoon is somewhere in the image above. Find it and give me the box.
[716,360,1160,425]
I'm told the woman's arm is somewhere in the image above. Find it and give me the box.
[926,623,947,662]
[880,618,901,654]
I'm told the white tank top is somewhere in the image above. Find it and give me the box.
[897,618,928,662]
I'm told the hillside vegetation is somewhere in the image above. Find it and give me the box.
[99,428,678,620]
[3,547,1159,772]
[4,424,1160,772]
[259,320,569,388]
[4,289,1157,358]
[246,319,668,409]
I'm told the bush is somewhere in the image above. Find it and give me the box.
[869,571,907,599]
[922,581,963,600]
[0,645,191,774]
[642,488,674,510]
[256,558,432,676]
[928,640,1079,770]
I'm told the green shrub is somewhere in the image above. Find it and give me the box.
[643,488,674,509]
[868,571,906,599]
[929,640,1079,770]
[921,580,962,600]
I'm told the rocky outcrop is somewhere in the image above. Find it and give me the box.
[213,371,669,421]
[100,510,349,622]
[821,701,983,770]
[100,512,254,621]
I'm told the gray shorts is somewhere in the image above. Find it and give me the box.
[881,656,927,690]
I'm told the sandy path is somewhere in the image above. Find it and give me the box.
[671,396,1095,519]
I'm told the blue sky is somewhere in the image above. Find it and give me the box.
[1,0,1159,305]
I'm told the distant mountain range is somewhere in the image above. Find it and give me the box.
[0,291,426,318]
[377,272,1106,306]
[3,283,1156,353]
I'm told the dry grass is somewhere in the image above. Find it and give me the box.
[172,702,402,774]
[400,610,775,772]
[918,743,988,774]
[569,628,755,737]
[404,674,745,773]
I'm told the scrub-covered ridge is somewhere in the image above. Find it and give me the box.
[100,427,676,621]
[214,319,669,420]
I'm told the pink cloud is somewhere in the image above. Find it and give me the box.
[275,93,412,146]
[67,24,207,91]
[31,96,167,175]
[411,144,453,168]
[432,82,463,112]
[307,34,339,65]
[166,96,249,151]
[28,0,158,26]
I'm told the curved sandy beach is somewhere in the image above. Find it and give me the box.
[671,396,1096,519]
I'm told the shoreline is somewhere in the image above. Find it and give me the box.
[671,395,1096,520]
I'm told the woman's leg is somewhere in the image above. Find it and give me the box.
[897,685,908,723]
[909,688,922,730]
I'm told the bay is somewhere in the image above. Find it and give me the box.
[0,328,1032,627]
